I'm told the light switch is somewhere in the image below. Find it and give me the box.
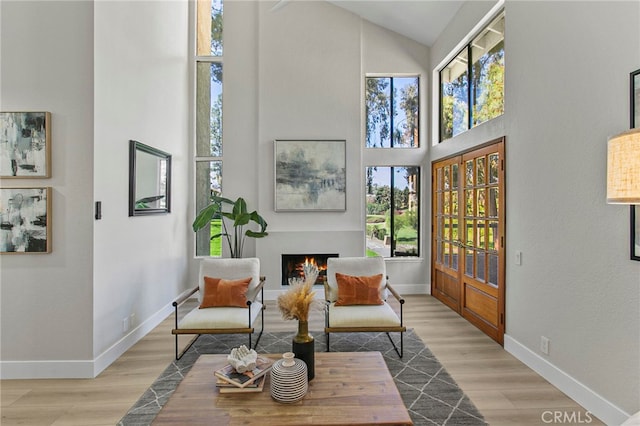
[515,251,522,265]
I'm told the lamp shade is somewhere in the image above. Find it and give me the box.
[607,128,640,204]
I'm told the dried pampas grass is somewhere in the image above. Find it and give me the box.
[277,265,323,321]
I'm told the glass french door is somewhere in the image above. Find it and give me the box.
[432,139,505,344]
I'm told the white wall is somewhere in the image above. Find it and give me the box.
[0,0,190,379]
[93,0,190,372]
[0,1,95,376]
[431,0,640,422]
[236,0,432,294]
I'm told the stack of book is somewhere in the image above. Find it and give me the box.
[214,356,274,393]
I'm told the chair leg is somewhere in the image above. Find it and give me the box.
[176,334,200,361]
[326,332,330,352]
[250,304,265,350]
[385,331,403,358]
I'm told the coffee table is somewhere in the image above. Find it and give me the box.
[152,351,413,425]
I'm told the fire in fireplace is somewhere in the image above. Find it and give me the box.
[281,253,339,286]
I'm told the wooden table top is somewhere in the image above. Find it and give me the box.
[152,351,413,425]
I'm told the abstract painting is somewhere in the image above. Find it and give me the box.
[0,187,51,254]
[274,140,346,211]
[0,112,51,178]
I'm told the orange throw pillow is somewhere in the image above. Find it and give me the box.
[200,276,252,308]
[334,272,384,306]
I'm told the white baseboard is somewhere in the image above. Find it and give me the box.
[92,301,176,377]
[504,334,631,426]
[0,288,192,380]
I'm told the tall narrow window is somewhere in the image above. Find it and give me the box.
[366,166,420,257]
[366,76,419,148]
[195,0,224,256]
[440,11,504,141]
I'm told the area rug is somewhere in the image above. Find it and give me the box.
[118,330,486,426]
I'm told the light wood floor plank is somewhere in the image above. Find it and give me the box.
[1,295,602,425]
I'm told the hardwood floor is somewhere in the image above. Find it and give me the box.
[0,295,601,425]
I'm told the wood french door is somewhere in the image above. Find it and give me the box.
[431,139,505,344]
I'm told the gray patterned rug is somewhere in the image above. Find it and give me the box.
[118,330,486,425]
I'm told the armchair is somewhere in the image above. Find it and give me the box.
[171,257,265,360]
[324,256,406,357]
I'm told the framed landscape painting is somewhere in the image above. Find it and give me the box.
[0,187,51,254]
[0,112,51,178]
[274,140,346,211]
[630,69,639,260]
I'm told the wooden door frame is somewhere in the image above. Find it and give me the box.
[431,137,506,345]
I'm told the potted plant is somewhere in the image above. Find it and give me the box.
[192,195,268,258]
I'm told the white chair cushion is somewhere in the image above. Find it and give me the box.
[198,257,261,303]
[326,256,387,302]
[178,301,263,329]
[327,301,400,328]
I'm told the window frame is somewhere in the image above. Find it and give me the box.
[365,166,421,258]
[365,75,420,149]
[432,2,505,144]
[194,0,224,257]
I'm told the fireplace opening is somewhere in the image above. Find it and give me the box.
[281,253,339,286]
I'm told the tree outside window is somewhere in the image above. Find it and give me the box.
[366,166,420,257]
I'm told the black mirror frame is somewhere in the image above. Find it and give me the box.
[128,140,171,216]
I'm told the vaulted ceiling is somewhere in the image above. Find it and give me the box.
[327,0,464,46]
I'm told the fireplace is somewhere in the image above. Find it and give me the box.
[281,253,339,286]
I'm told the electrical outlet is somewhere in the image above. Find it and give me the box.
[122,317,130,333]
[540,336,550,355]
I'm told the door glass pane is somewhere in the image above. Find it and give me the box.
[438,216,444,239]
[443,242,450,266]
[465,190,473,215]
[477,220,486,249]
[452,163,459,189]
[452,191,458,215]
[477,188,486,217]
[465,160,474,187]
[452,245,459,270]
[488,253,498,286]
[444,166,450,189]
[477,251,486,282]
[476,157,486,185]
[443,218,450,240]
[437,191,443,214]
[466,219,474,246]
[437,167,443,190]
[489,153,499,183]
[196,62,223,157]
[195,160,222,256]
[440,48,469,140]
[437,241,442,263]
[452,217,459,241]
[444,192,450,215]
[465,249,474,277]
[489,187,499,217]
[488,221,498,250]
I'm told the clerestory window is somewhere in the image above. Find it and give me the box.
[439,11,504,141]
[195,0,224,256]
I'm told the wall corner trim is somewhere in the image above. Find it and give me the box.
[504,334,631,426]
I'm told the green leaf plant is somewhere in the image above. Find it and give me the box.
[192,195,268,258]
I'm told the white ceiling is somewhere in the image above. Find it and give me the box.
[326,1,465,46]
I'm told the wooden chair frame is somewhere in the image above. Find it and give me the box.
[324,276,406,358]
[171,276,265,360]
